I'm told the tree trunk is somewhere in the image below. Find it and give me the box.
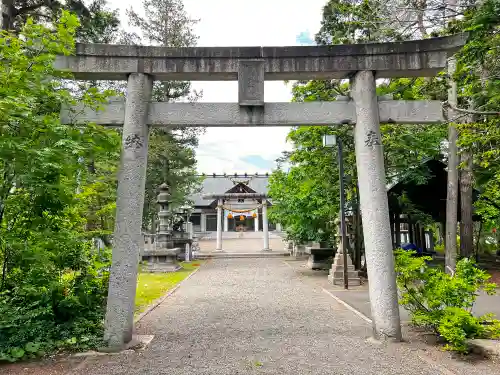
[460,150,474,258]
[445,56,458,274]
[1,247,8,291]
[0,0,13,30]
[475,221,482,262]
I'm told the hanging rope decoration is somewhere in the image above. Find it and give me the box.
[217,203,263,212]
[227,212,257,219]
[218,202,265,220]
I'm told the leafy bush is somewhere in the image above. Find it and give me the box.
[395,250,500,352]
[0,13,115,362]
[0,249,110,362]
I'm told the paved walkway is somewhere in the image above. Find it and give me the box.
[284,259,500,322]
[68,258,500,375]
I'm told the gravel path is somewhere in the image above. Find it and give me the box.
[72,258,490,374]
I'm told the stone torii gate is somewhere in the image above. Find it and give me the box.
[59,33,467,349]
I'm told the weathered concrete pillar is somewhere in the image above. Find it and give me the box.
[351,70,401,341]
[200,213,207,232]
[224,210,229,232]
[186,222,193,261]
[216,199,223,251]
[262,201,270,251]
[104,73,153,349]
[254,210,259,232]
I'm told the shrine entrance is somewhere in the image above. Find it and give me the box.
[203,187,271,251]
[59,34,466,348]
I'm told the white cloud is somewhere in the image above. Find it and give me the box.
[107,0,326,173]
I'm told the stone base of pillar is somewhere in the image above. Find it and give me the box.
[184,243,192,262]
[306,248,334,270]
[291,244,308,259]
[328,250,361,286]
[214,248,224,252]
[142,248,182,273]
[262,248,271,252]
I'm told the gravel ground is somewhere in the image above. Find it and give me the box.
[70,258,499,375]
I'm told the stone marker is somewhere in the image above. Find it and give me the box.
[142,248,181,272]
[306,247,334,270]
[329,218,362,286]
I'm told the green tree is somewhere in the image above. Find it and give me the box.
[269,73,446,266]
[0,12,117,361]
[1,0,96,31]
[454,0,500,255]
[127,0,203,230]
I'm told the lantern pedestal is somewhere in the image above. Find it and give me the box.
[142,248,182,272]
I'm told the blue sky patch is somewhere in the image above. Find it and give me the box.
[240,155,275,169]
[296,30,315,45]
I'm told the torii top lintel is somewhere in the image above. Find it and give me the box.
[55,34,467,81]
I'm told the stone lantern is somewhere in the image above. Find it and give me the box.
[141,183,181,272]
[328,215,361,286]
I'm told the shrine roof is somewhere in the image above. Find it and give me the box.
[191,174,270,207]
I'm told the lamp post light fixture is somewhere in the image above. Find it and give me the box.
[323,133,349,289]
[180,205,192,227]
[180,204,193,261]
[322,134,337,148]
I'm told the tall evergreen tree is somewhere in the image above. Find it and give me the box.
[127,0,203,230]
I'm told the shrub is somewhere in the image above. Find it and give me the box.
[394,249,500,353]
[0,246,110,362]
[0,13,115,362]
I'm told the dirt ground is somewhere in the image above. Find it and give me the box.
[1,356,87,375]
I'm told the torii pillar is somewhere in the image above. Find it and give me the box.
[262,200,270,251]
[216,199,223,251]
[103,73,153,349]
[351,71,401,340]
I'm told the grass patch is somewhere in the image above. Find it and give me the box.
[135,261,204,314]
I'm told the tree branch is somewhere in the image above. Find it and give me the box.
[444,101,500,116]
[13,1,47,16]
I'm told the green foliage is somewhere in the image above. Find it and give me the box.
[127,0,203,229]
[269,77,445,244]
[395,250,499,352]
[144,128,200,229]
[0,13,116,362]
[316,0,401,44]
[0,249,110,362]
[452,0,500,231]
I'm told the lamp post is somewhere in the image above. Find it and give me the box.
[323,134,349,289]
[180,205,193,261]
[180,205,192,230]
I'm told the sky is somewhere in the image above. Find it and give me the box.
[108,0,325,173]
